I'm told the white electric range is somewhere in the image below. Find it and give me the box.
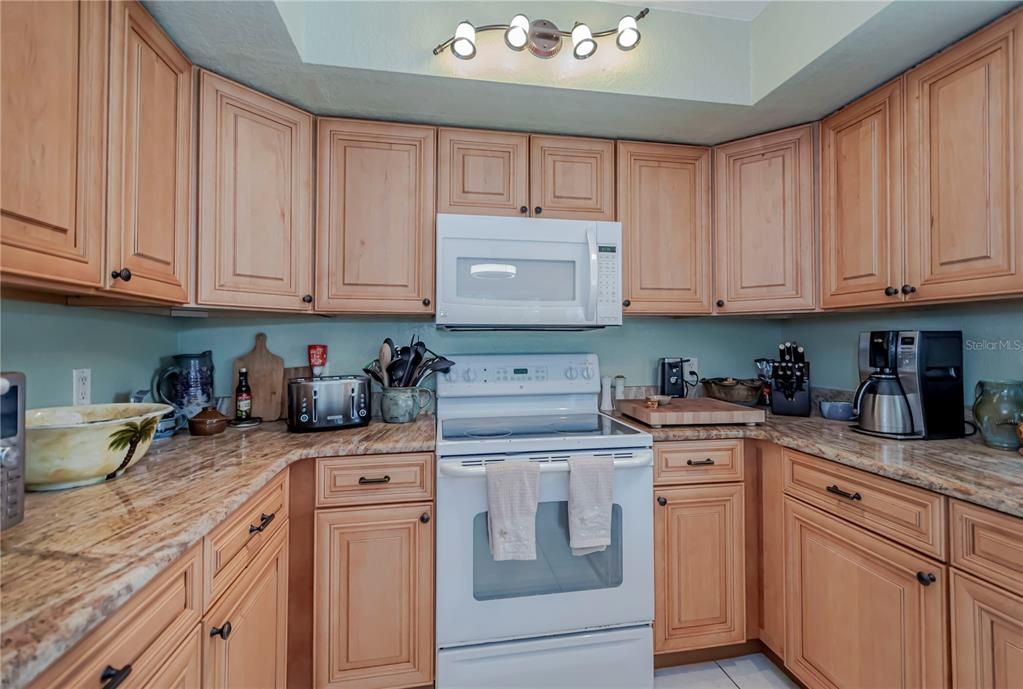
[435,353,654,689]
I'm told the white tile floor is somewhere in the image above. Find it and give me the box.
[655,654,798,689]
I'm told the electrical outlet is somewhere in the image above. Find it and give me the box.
[72,368,91,406]
[682,358,699,387]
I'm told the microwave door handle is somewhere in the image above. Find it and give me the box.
[586,227,599,321]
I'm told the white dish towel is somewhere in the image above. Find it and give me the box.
[486,460,540,561]
[568,455,614,556]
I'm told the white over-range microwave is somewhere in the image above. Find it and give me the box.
[435,213,623,330]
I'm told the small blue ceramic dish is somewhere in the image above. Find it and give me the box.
[819,401,856,421]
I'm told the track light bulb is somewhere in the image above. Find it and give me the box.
[505,14,529,50]
[452,21,476,59]
[571,23,596,60]
[616,15,640,50]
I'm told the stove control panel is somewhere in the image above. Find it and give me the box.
[438,354,600,397]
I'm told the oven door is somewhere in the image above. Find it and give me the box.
[436,214,606,328]
[436,450,654,647]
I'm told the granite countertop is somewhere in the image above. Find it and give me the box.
[614,412,1023,518]
[0,417,435,689]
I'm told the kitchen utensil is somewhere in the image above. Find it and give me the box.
[288,376,371,432]
[232,333,284,421]
[280,366,312,418]
[378,341,393,387]
[388,347,414,388]
[407,341,428,386]
[152,351,215,421]
[308,344,328,377]
[25,403,172,490]
[188,407,230,436]
[701,377,763,406]
[362,363,386,387]
[769,341,811,417]
[616,398,765,428]
[380,387,433,424]
[819,401,856,421]
[973,379,1023,450]
[411,357,454,386]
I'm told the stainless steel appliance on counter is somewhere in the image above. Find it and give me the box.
[853,331,964,440]
[286,375,370,432]
[658,358,687,398]
[1,372,25,529]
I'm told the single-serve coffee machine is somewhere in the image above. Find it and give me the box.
[853,331,964,440]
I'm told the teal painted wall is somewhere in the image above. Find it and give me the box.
[781,301,1023,394]
[0,299,179,408]
[176,315,785,397]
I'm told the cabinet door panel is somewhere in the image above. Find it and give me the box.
[204,527,289,689]
[906,11,1023,301]
[107,0,191,302]
[530,135,615,220]
[821,78,905,308]
[198,71,313,310]
[438,128,528,216]
[952,569,1023,689]
[316,119,435,313]
[315,504,433,689]
[714,125,816,313]
[654,484,745,653]
[785,499,948,689]
[1,0,107,288]
[617,141,711,314]
[141,625,202,689]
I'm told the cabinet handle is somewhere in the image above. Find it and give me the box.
[358,475,391,485]
[825,484,862,501]
[916,571,936,586]
[901,284,917,295]
[534,206,543,215]
[422,298,431,307]
[302,294,313,303]
[687,458,715,466]
[657,496,667,507]
[420,512,431,523]
[110,268,132,282]
[210,621,232,640]
[622,299,631,307]
[716,299,725,308]
[520,205,529,214]
[248,512,275,534]
[884,286,898,297]
[100,664,132,689]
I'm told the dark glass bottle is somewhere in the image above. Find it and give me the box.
[235,367,252,420]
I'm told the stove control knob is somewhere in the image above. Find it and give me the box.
[462,368,478,383]
[580,367,594,380]
[565,367,578,380]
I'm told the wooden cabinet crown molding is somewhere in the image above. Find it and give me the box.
[197,70,314,311]
[106,0,192,303]
[713,124,817,314]
[315,118,436,314]
[820,77,906,309]
[437,128,529,217]
[617,141,712,315]
[1,0,108,290]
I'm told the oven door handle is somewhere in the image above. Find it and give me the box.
[438,453,652,477]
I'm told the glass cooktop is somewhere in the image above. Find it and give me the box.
[440,413,642,442]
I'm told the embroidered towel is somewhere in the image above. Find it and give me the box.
[568,455,614,556]
[486,460,540,561]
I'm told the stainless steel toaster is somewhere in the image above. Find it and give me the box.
[287,376,370,432]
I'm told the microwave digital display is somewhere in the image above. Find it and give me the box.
[598,246,617,253]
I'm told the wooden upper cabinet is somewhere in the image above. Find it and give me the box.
[315,504,434,689]
[714,125,817,313]
[654,483,745,653]
[1,0,107,290]
[437,128,529,216]
[316,119,435,313]
[106,0,192,303]
[197,71,314,311]
[905,9,1023,302]
[205,526,289,689]
[951,569,1023,689]
[617,141,712,315]
[785,499,948,689]
[821,78,906,309]
[530,135,615,220]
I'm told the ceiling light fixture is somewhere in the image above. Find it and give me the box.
[433,7,649,61]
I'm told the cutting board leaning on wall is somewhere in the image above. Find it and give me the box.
[232,333,285,420]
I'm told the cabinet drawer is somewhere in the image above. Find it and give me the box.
[950,499,1023,595]
[28,545,202,689]
[316,453,434,507]
[655,440,743,485]
[783,449,946,559]
[203,470,289,609]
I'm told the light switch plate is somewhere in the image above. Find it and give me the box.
[72,368,91,406]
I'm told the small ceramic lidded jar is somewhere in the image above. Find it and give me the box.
[972,380,1023,450]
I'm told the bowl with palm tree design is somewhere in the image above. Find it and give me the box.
[25,403,172,491]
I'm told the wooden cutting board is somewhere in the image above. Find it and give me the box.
[232,333,285,421]
[280,365,312,419]
[617,397,766,427]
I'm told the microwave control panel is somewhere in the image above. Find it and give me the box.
[596,244,620,325]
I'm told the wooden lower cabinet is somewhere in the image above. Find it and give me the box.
[755,442,786,658]
[951,569,1023,689]
[654,483,746,653]
[141,625,203,689]
[314,503,434,689]
[785,498,948,689]
[204,525,290,689]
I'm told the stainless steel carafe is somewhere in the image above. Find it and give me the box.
[853,373,914,436]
